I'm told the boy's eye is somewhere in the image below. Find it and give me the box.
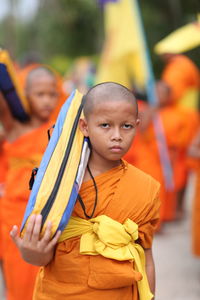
[36,92,44,97]
[100,123,110,128]
[122,124,133,129]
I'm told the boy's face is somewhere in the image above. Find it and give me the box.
[26,75,58,121]
[80,99,139,164]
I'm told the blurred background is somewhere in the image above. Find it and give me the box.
[0,0,199,76]
[0,1,200,300]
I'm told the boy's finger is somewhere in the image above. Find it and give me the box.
[23,214,36,242]
[31,214,43,244]
[46,230,61,252]
[10,225,21,248]
[39,221,52,247]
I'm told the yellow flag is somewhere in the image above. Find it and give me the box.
[96,0,147,90]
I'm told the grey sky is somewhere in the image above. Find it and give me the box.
[0,0,39,20]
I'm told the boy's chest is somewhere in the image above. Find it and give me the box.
[73,182,149,225]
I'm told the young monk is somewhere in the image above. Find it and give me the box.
[0,66,58,300]
[10,82,160,300]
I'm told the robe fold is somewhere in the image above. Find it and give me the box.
[1,121,52,300]
[33,161,160,300]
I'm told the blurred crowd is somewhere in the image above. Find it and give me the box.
[0,46,199,300]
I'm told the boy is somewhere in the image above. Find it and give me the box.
[10,82,160,300]
[0,66,58,300]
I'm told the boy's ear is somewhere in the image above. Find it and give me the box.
[136,118,140,126]
[79,118,89,137]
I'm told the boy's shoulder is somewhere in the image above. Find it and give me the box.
[122,160,160,194]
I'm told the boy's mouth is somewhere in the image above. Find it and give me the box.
[109,146,123,153]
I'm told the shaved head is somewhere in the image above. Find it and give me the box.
[25,66,56,91]
[83,82,138,119]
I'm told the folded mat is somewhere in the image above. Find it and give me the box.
[20,89,90,238]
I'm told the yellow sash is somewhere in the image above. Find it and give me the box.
[59,215,153,300]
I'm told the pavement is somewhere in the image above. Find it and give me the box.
[0,175,200,299]
[153,174,200,300]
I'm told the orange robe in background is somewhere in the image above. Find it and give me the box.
[162,54,200,110]
[192,164,200,257]
[125,103,198,222]
[33,161,160,300]
[1,121,52,300]
[161,107,199,189]
[124,103,175,222]
[172,109,199,192]
[0,144,7,260]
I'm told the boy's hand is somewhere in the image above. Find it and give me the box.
[10,214,61,266]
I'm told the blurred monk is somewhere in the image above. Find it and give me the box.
[17,63,67,122]
[0,125,6,292]
[0,67,58,300]
[125,81,198,223]
[11,82,160,300]
[161,53,199,111]
[188,129,200,257]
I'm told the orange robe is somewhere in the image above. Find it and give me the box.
[162,54,200,110]
[33,161,160,300]
[1,121,53,300]
[125,104,198,221]
[192,165,200,257]
[0,144,7,260]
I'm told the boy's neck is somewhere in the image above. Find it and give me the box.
[87,154,121,178]
[29,115,48,129]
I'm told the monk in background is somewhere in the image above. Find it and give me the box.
[11,82,160,300]
[161,53,200,217]
[161,53,199,111]
[188,129,200,257]
[124,81,198,223]
[0,67,58,300]
[0,124,6,294]
[17,60,67,122]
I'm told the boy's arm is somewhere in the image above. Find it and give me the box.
[145,248,155,299]
[10,214,61,266]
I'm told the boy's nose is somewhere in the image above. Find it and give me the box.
[42,95,52,105]
[111,128,122,141]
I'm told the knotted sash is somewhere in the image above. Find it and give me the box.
[59,215,153,300]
